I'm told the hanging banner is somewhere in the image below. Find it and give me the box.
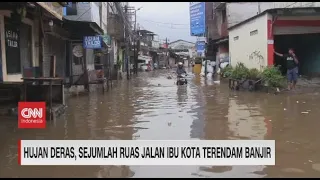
[83,36,102,49]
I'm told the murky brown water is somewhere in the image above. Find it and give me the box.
[1,69,320,178]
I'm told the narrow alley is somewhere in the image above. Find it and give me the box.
[1,69,320,178]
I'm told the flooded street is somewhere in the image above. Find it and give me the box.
[1,69,320,178]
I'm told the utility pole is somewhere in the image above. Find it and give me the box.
[133,7,142,75]
[133,10,138,75]
[165,38,169,67]
[124,5,130,80]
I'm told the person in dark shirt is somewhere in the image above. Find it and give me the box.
[176,62,186,75]
[274,48,299,90]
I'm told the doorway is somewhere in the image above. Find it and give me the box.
[274,33,320,77]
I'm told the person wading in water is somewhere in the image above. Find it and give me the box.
[274,48,299,91]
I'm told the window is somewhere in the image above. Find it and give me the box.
[250,30,258,36]
[233,36,239,41]
[4,17,32,74]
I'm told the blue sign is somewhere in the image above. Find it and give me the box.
[190,2,206,36]
[196,41,205,53]
[83,36,102,49]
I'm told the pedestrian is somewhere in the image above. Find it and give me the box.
[274,48,299,90]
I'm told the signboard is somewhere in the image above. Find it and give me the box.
[83,36,102,49]
[36,2,63,20]
[196,41,205,53]
[189,2,206,36]
[72,45,83,57]
[5,18,21,74]
[101,34,111,45]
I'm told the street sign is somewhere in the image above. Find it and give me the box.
[83,36,102,49]
[196,41,205,53]
[189,2,206,36]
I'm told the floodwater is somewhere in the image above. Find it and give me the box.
[1,69,320,178]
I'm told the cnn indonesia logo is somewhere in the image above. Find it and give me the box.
[18,102,46,129]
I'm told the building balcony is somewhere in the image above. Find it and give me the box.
[107,13,124,40]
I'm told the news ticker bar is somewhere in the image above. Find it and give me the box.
[19,140,275,166]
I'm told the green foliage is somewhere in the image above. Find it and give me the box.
[230,62,250,80]
[260,66,286,88]
[247,68,260,80]
[221,65,233,78]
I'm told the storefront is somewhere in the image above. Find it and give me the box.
[62,19,104,86]
[0,8,36,82]
[229,7,320,76]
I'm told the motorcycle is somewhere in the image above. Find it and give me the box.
[177,73,188,85]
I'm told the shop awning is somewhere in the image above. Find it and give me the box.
[62,18,104,40]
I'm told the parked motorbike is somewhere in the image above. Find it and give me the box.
[177,73,187,85]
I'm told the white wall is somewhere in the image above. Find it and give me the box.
[101,2,108,33]
[64,2,91,22]
[64,2,101,28]
[91,2,101,26]
[229,13,268,70]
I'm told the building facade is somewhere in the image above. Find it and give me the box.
[207,2,320,68]
[229,7,320,76]
[0,3,43,82]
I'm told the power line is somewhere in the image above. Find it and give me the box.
[137,16,189,26]
[148,23,190,30]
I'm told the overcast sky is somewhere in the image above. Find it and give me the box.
[130,2,197,43]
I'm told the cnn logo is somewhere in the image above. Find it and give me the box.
[21,108,43,118]
[18,102,46,129]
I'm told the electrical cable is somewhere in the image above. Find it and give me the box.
[137,16,189,26]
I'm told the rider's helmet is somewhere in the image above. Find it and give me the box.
[178,62,183,68]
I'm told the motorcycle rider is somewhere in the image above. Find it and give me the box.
[176,62,186,75]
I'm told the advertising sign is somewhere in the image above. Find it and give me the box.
[196,41,205,53]
[101,34,111,45]
[83,36,102,49]
[189,2,206,36]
